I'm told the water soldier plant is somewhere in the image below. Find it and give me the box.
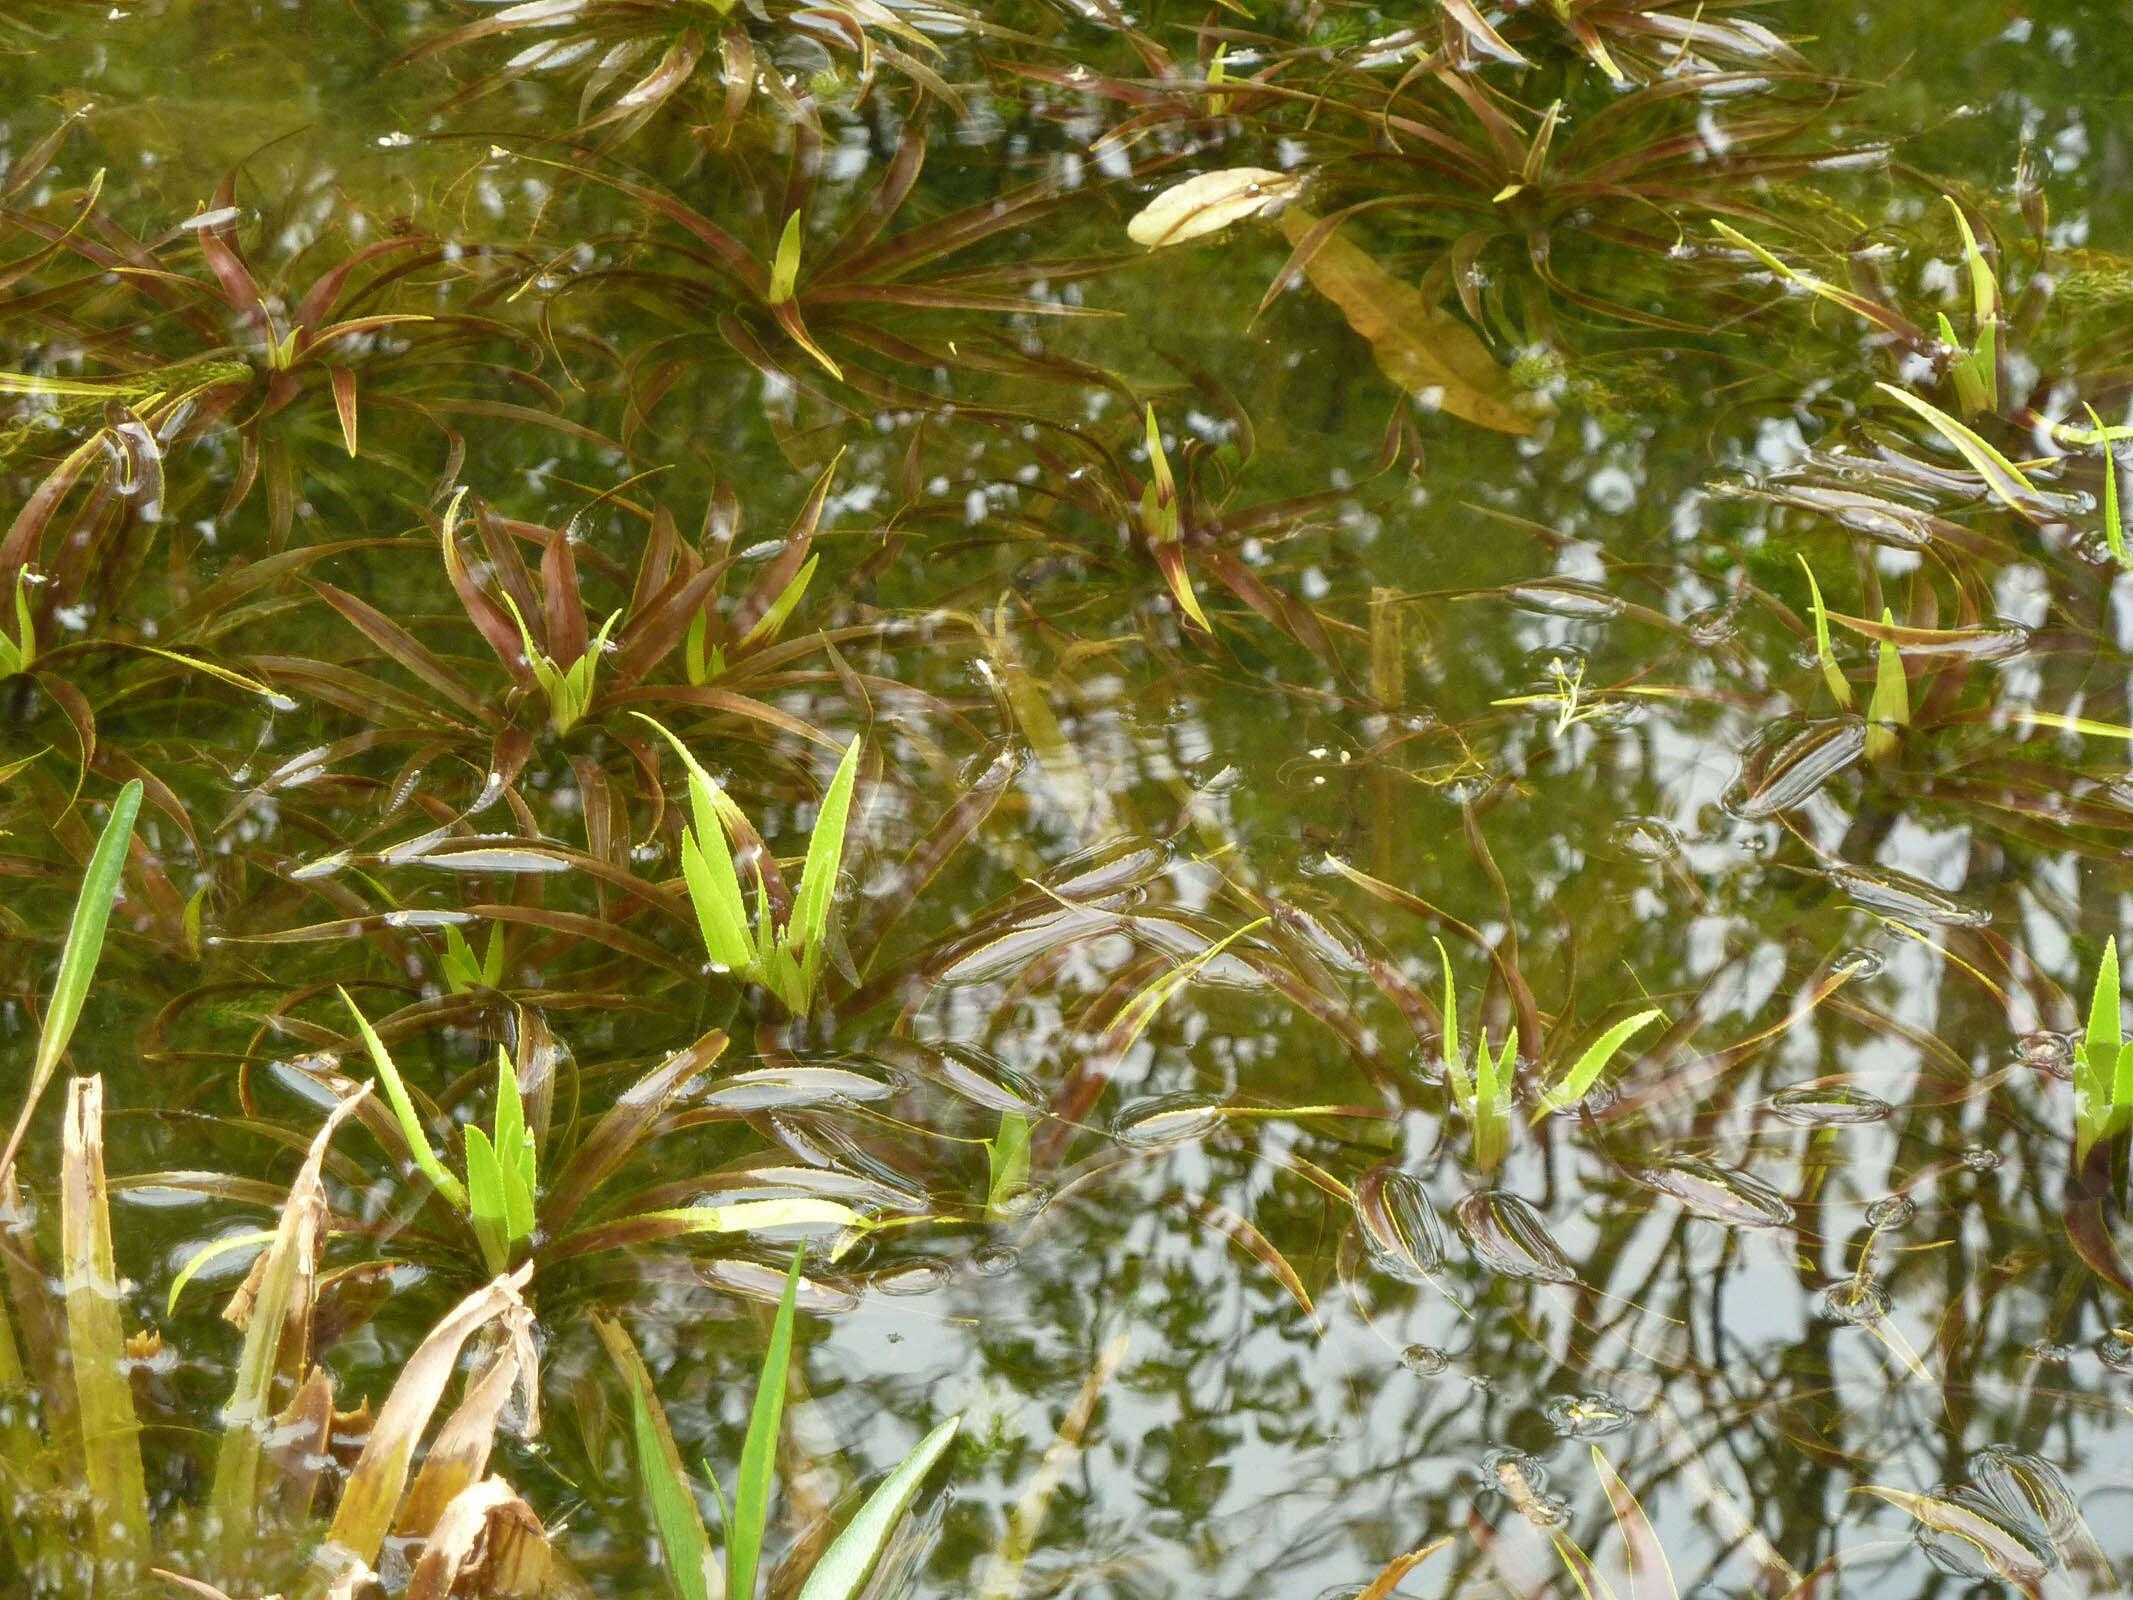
[1430,938,1662,1171]
[606,1250,962,1600]
[10,0,2133,1593]
[636,712,862,1015]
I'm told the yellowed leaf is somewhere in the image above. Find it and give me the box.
[1278,208,1547,436]
[1128,168,1304,248]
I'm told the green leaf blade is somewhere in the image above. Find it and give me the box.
[629,1371,713,1600]
[792,1416,962,1600]
[793,735,864,963]
[1,779,142,1180]
[1798,558,1854,712]
[464,1125,511,1274]
[340,989,469,1213]
[682,830,755,972]
[730,1248,806,1600]
[1538,1009,1663,1116]
[2085,938,2120,1077]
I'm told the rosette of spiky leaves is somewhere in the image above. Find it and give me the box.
[1308,862,1658,1173]
[0,418,315,860]
[406,0,1014,145]
[0,165,587,545]
[916,401,1364,671]
[636,712,863,1016]
[518,118,1124,418]
[1285,68,1880,346]
[265,1000,880,1287]
[290,467,851,811]
[1362,0,1809,84]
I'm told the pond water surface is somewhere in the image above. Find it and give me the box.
[4,1,2133,1596]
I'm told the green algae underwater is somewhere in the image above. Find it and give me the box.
[3,0,2133,1594]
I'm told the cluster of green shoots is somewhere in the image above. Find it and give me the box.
[684,547,818,685]
[1799,557,1910,759]
[502,589,619,735]
[1434,939,1661,1172]
[440,921,504,992]
[343,991,538,1275]
[2075,937,2133,1165]
[637,713,862,1014]
[614,1251,960,1600]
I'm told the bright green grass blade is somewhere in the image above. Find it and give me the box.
[2075,1050,2108,1166]
[2077,939,2122,1162]
[464,1125,511,1274]
[1937,312,1991,416]
[762,939,807,1016]
[738,554,818,652]
[1875,382,2042,513]
[730,1248,806,1600]
[0,779,141,1181]
[165,1228,280,1317]
[632,711,746,839]
[769,212,804,304]
[339,988,469,1212]
[1865,608,1908,761]
[1537,1009,1663,1116]
[635,712,755,964]
[987,1112,1032,1218]
[1712,221,1908,332]
[628,1364,713,1600]
[682,826,754,972]
[554,608,620,733]
[1105,918,1269,1063]
[792,1416,962,1600]
[686,611,712,685]
[493,1049,536,1244]
[1797,558,1854,711]
[2086,406,2129,566]
[1433,940,1475,1114]
[1945,196,1999,328]
[441,923,490,992]
[2085,937,2120,1067]
[4,568,32,673]
[793,734,864,964]
[1472,1030,1513,1171]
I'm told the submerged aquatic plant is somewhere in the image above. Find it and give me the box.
[0,778,140,1182]
[293,466,855,809]
[1428,937,1660,1171]
[0,164,569,544]
[636,712,862,1015]
[407,0,996,143]
[345,993,535,1275]
[2075,939,2133,1167]
[607,1252,962,1600]
[515,120,1122,411]
[0,825,561,1595]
